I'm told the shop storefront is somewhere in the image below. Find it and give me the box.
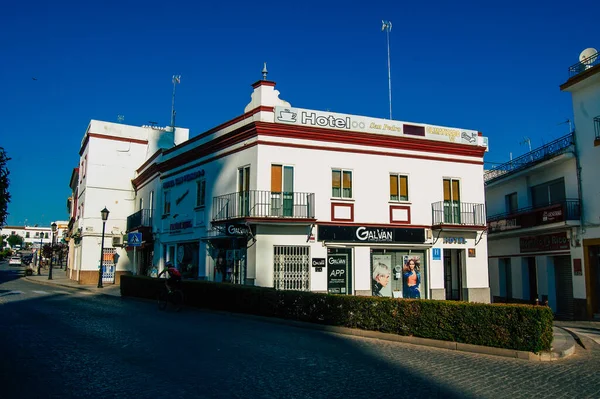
[203,223,252,284]
[317,225,428,298]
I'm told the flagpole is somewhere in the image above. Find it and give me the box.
[171,75,181,131]
[382,20,392,120]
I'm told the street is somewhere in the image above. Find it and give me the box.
[1,262,600,399]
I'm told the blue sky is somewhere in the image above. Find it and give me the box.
[1,0,598,227]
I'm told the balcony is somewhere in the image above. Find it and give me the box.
[127,209,153,232]
[568,50,599,78]
[487,199,580,234]
[431,201,486,227]
[595,116,600,142]
[212,190,315,222]
[484,133,575,185]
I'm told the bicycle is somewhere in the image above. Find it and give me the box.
[157,284,184,312]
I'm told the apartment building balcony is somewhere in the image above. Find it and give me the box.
[487,199,581,234]
[484,133,575,185]
[126,209,153,232]
[431,201,486,229]
[568,50,599,78]
[212,190,316,223]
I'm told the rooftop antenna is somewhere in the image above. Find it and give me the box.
[148,121,158,127]
[579,48,598,70]
[262,62,268,80]
[520,136,532,152]
[171,75,181,132]
[382,20,392,120]
[557,118,573,133]
[117,115,125,123]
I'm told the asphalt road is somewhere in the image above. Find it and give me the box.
[1,261,600,399]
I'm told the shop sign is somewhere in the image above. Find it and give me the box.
[573,258,582,276]
[225,224,249,236]
[312,258,326,267]
[443,237,466,244]
[519,232,569,253]
[327,255,347,294]
[488,203,565,233]
[163,170,205,189]
[317,225,425,243]
[170,220,192,233]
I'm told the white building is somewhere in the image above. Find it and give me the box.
[126,76,491,302]
[485,47,600,319]
[1,223,67,250]
[68,120,189,284]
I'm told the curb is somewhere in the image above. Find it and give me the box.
[23,276,121,297]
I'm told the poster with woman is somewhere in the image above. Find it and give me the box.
[372,254,392,297]
[402,255,421,299]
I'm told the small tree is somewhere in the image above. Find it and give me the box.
[7,234,23,248]
[0,147,10,228]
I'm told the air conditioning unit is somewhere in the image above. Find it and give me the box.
[112,236,122,247]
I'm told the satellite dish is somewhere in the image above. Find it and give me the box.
[579,48,598,65]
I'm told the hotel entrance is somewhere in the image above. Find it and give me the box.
[444,249,464,301]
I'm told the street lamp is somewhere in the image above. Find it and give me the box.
[37,231,44,275]
[98,207,110,288]
[48,222,57,280]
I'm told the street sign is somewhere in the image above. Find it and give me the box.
[128,232,142,247]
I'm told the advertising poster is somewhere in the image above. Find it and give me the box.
[327,255,348,294]
[402,255,422,299]
[372,254,392,297]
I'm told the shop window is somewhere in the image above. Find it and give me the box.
[196,179,206,208]
[371,250,425,299]
[163,191,171,215]
[390,174,409,201]
[176,242,200,279]
[332,169,352,198]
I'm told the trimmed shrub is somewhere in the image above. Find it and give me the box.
[121,276,553,353]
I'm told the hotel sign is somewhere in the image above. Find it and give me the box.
[274,106,480,146]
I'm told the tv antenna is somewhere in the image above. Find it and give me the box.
[557,118,573,133]
[520,137,532,152]
[579,48,598,69]
[148,121,158,127]
[171,75,181,132]
[117,115,125,123]
[381,20,392,120]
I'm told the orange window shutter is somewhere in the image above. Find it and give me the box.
[443,180,450,201]
[452,180,460,201]
[400,176,408,198]
[390,175,398,196]
[343,171,352,188]
[271,165,282,192]
[332,170,341,188]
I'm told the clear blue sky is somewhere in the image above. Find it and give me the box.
[2,0,598,227]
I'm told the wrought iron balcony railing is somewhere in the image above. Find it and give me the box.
[213,190,315,221]
[568,51,599,78]
[487,199,580,234]
[431,201,486,226]
[126,209,153,232]
[484,133,574,185]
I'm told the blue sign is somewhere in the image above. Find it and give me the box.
[128,232,142,247]
[432,248,441,261]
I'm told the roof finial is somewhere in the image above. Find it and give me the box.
[262,62,268,80]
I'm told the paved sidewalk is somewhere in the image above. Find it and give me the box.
[21,265,576,361]
[23,266,121,297]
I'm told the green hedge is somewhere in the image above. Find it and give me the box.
[121,276,553,353]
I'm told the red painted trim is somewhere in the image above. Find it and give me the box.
[390,205,411,224]
[317,221,430,229]
[212,217,316,225]
[255,122,486,159]
[163,106,272,155]
[251,80,276,88]
[331,202,355,222]
[79,135,89,156]
[489,251,571,258]
[478,132,483,137]
[137,149,163,174]
[89,133,148,145]
[256,140,484,165]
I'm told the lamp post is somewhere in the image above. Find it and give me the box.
[98,207,110,288]
[48,222,57,280]
[37,232,44,275]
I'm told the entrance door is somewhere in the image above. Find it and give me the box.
[327,248,352,295]
[554,255,574,318]
[444,249,463,300]
[526,257,538,302]
[590,246,600,317]
[238,166,250,217]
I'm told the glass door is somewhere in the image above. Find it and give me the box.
[238,166,250,217]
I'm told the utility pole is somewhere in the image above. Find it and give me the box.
[382,20,393,120]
